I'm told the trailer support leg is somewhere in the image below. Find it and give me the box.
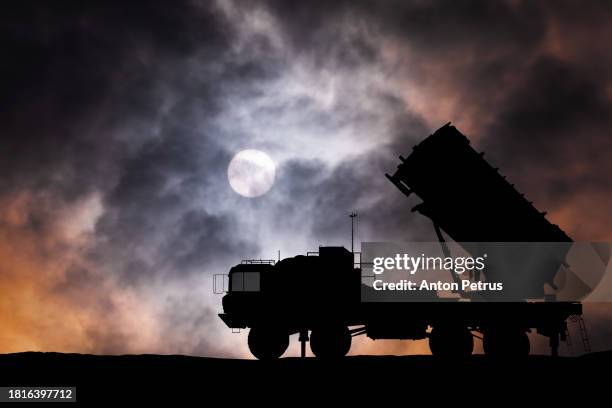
[299,330,309,358]
[550,332,559,357]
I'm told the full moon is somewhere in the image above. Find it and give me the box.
[228,149,276,198]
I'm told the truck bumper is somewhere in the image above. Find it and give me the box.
[218,313,248,329]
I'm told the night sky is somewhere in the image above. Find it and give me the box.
[2,0,612,357]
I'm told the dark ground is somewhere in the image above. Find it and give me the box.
[0,352,609,404]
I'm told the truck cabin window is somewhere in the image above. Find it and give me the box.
[231,272,260,292]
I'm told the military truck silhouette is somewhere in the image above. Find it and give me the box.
[218,124,582,359]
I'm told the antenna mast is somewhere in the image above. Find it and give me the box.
[350,212,358,253]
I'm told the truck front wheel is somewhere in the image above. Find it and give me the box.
[310,326,351,359]
[248,327,289,360]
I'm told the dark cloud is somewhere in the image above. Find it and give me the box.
[478,55,612,238]
[0,1,231,190]
[263,0,612,241]
[285,116,437,245]
[0,1,258,354]
[2,0,612,356]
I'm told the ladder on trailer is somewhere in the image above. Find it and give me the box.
[564,325,574,355]
[570,315,592,354]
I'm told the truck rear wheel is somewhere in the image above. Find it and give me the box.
[248,327,289,360]
[429,326,473,357]
[483,329,530,357]
[310,326,351,359]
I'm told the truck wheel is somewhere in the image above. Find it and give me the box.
[310,326,351,359]
[483,330,530,357]
[429,326,473,358]
[248,327,289,360]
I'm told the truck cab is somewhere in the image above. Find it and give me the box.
[219,247,361,359]
[220,260,274,329]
